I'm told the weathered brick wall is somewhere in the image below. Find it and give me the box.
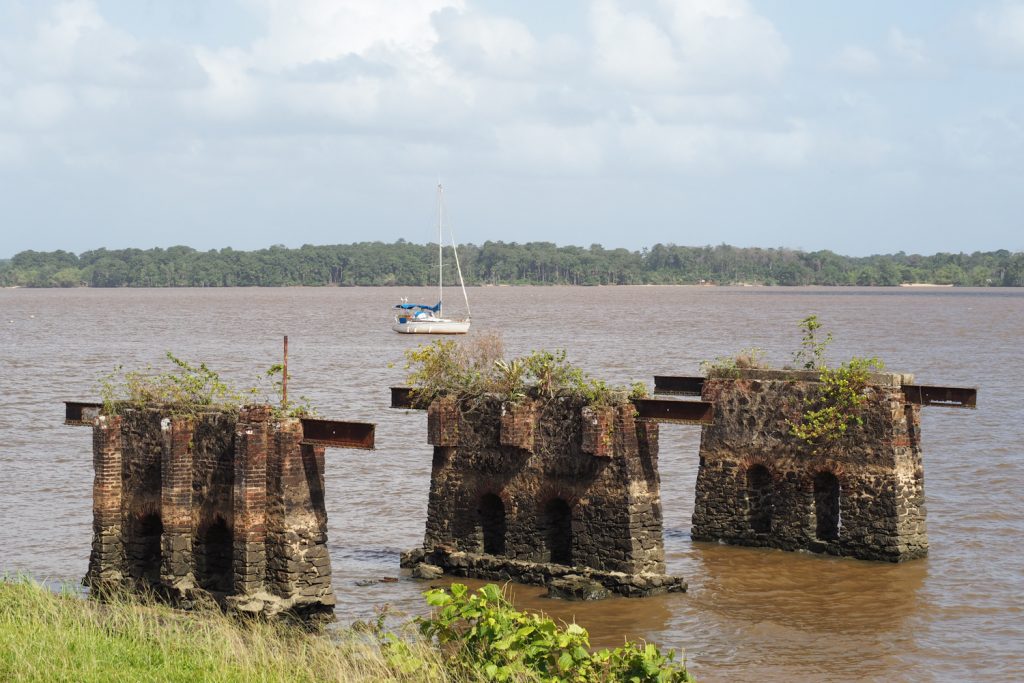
[413,395,673,586]
[86,415,125,587]
[265,418,333,610]
[84,405,334,618]
[691,369,927,562]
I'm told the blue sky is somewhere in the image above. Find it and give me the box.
[1,0,1022,257]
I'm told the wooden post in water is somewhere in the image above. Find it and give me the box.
[282,335,288,410]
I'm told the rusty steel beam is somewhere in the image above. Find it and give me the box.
[632,398,714,425]
[653,376,705,396]
[391,386,429,410]
[300,418,375,450]
[902,385,977,409]
[391,386,415,409]
[65,401,102,426]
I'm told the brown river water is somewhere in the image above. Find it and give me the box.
[1,286,1022,681]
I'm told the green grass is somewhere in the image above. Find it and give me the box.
[0,578,457,683]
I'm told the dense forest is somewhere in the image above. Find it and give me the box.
[1,242,1021,287]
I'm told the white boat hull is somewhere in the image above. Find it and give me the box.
[393,319,471,334]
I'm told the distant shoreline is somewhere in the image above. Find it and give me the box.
[2,242,1020,288]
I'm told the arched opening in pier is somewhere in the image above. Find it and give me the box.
[543,498,573,565]
[745,465,773,533]
[814,472,841,541]
[127,513,162,583]
[196,517,233,594]
[477,493,507,556]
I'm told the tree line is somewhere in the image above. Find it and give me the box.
[1,241,1022,287]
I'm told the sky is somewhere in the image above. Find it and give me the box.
[1,0,1022,258]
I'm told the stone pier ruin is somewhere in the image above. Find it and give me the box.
[68,402,374,618]
[398,394,687,598]
[396,366,975,587]
[651,369,976,563]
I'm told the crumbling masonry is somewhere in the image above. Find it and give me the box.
[400,395,687,597]
[690,369,928,562]
[85,405,335,618]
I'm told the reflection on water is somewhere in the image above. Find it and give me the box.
[1,285,1022,682]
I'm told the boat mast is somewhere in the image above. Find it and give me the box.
[437,183,443,316]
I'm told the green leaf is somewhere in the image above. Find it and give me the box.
[424,590,451,607]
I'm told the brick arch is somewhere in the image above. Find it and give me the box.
[471,483,510,508]
[805,461,847,488]
[738,456,777,480]
[536,479,583,510]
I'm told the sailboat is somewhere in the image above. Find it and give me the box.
[392,184,472,334]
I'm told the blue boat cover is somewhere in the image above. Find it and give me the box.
[395,302,441,312]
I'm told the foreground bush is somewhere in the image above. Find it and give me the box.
[410,583,693,682]
[0,579,693,682]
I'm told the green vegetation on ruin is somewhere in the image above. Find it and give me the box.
[2,241,1021,287]
[703,315,886,446]
[402,334,648,407]
[0,578,693,683]
[788,356,886,446]
[98,352,317,418]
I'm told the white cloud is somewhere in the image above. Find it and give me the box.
[26,0,160,87]
[242,0,462,68]
[658,0,789,87]
[187,1,481,128]
[433,9,540,78]
[831,45,881,76]
[589,0,680,89]
[0,1,884,198]
[0,133,28,165]
[887,28,928,69]
[975,1,1024,65]
[30,0,107,78]
[588,0,789,91]
[11,84,74,128]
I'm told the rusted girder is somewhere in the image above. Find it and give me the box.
[391,386,429,410]
[653,376,705,396]
[902,385,977,408]
[65,401,102,426]
[632,398,714,425]
[300,418,375,450]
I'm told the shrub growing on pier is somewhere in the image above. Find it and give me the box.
[97,351,317,418]
[402,334,644,408]
[700,315,886,446]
